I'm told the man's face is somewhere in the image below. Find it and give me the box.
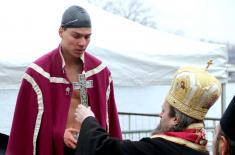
[59,27,91,58]
[154,101,178,134]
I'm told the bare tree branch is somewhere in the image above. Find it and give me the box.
[85,0,157,29]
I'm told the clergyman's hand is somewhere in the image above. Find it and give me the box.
[64,128,79,149]
[75,104,94,124]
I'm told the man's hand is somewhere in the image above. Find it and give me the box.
[75,104,95,124]
[64,128,79,149]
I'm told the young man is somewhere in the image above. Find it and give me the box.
[6,5,122,155]
[213,96,235,155]
[75,64,221,155]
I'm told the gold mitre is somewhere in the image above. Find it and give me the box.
[165,61,221,120]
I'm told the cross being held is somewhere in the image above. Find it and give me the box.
[73,74,93,107]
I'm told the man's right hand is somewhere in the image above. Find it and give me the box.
[64,128,79,149]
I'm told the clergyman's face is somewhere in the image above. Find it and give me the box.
[59,27,91,58]
[153,101,177,134]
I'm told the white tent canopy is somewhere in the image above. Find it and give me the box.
[0,0,228,89]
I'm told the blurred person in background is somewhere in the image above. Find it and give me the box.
[213,96,235,155]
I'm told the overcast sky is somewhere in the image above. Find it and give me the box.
[145,0,235,43]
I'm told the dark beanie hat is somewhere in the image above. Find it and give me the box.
[220,96,235,141]
[61,5,91,28]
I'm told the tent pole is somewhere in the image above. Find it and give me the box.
[221,83,226,116]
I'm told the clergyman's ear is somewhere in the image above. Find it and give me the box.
[219,135,229,155]
[173,116,180,126]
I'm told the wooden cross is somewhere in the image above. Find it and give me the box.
[73,74,93,107]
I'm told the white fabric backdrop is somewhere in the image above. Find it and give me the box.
[0,0,228,89]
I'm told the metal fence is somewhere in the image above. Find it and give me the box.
[118,112,220,151]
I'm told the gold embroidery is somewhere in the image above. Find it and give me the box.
[151,123,208,152]
[151,135,207,152]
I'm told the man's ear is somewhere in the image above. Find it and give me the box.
[59,27,64,38]
[219,135,229,155]
[172,116,180,126]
